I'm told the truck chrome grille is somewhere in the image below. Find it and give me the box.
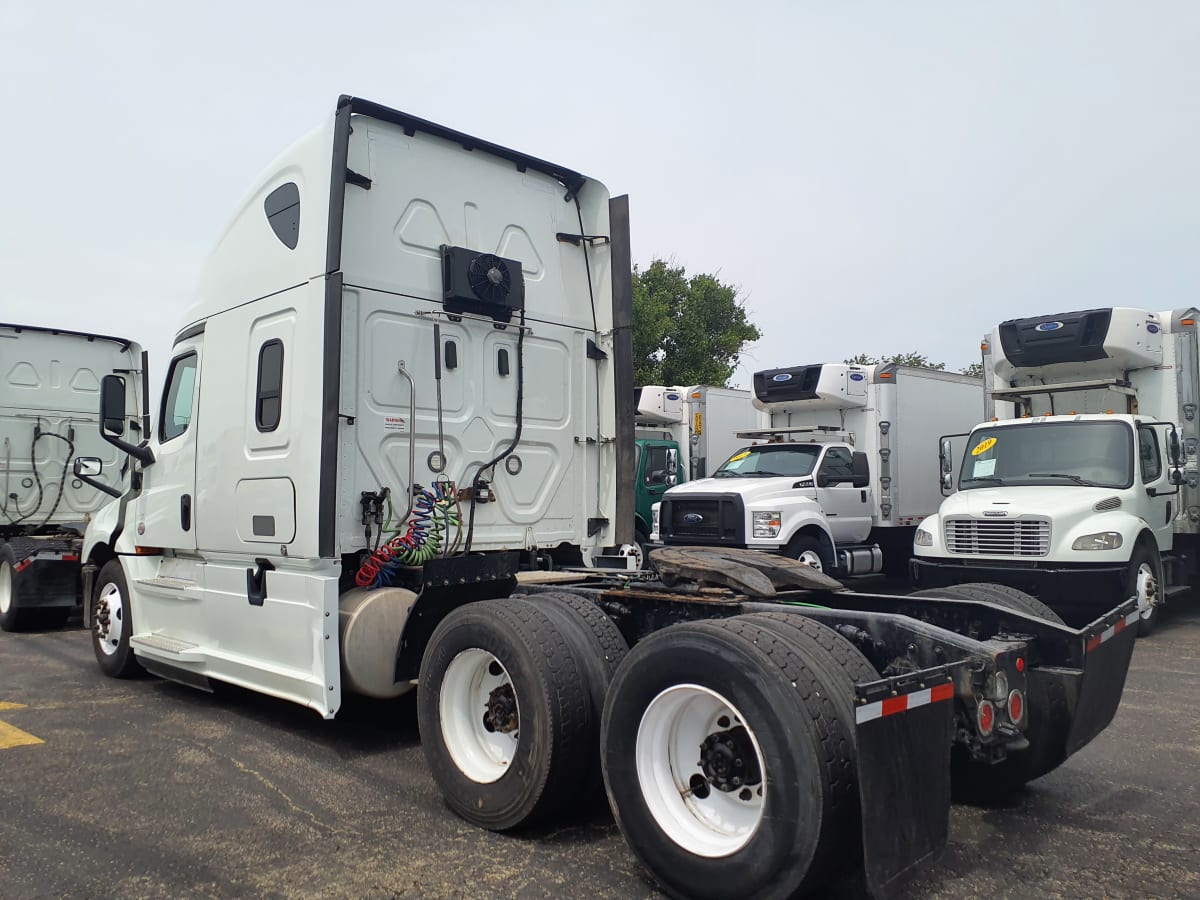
[944,518,1050,556]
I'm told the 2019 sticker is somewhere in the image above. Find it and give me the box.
[971,437,997,456]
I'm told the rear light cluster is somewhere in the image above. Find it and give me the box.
[976,689,1026,736]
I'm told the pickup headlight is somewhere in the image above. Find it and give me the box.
[914,527,934,547]
[752,511,782,539]
[1072,531,1123,551]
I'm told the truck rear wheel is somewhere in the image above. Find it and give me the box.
[601,617,853,899]
[0,542,30,632]
[92,560,142,677]
[417,599,592,831]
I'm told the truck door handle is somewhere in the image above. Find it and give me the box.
[181,494,192,531]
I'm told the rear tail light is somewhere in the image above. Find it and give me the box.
[1007,689,1025,724]
[976,700,995,736]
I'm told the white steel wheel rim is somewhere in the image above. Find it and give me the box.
[797,550,823,572]
[636,684,767,858]
[0,562,12,615]
[96,580,126,656]
[440,648,521,784]
[1136,563,1158,620]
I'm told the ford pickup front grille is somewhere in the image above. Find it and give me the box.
[944,518,1050,556]
[661,494,746,546]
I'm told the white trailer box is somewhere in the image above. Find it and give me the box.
[915,306,1200,632]
[1,323,142,630]
[685,385,768,478]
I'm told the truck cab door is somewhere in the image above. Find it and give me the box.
[815,446,872,542]
[638,441,679,533]
[136,343,201,551]
[1138,424,1174,551]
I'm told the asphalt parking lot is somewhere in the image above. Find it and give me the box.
[1,600,1198,900]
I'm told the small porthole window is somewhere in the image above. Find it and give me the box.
[256,339,284,432]
[264,182,300,250]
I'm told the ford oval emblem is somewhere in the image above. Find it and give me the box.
[666,392,680,400]
[772,373,793,382]
[1035,321,1064,332]
[683,513,704,524]
[849,373,865,381]
[1147,323,1160,334]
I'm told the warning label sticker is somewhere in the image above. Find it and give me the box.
[384,416,408,432]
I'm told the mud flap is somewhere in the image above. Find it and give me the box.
[855,670,955,898]
[1066,599,1139,755]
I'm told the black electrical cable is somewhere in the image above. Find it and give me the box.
[462,308,527,553]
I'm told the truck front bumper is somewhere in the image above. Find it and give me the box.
[910,557,1128,625]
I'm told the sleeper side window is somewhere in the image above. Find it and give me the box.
[256,339,284,432]
[160,353,198,443]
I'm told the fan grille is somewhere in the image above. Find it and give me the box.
[468,254,512,304]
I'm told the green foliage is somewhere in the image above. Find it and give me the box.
[844,352,984,378]
[843,352,946,371]
[633,259,761,387]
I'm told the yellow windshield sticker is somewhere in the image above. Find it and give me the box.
[728,450,751,462]
[971,437,997,456]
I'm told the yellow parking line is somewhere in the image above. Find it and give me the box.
[0,702,43,749]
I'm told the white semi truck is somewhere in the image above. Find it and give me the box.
[913,306,1200,634]
[77,96,1142,899]
[653,363,982,576]
[0,324,142,631]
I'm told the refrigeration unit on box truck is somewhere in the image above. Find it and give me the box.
[1,323,142,631]
[76,96,1142,899]
[654,362,982,576]
[913,307,1200,634]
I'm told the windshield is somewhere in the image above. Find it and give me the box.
[959,421,1134,490]
[714,444,822,478]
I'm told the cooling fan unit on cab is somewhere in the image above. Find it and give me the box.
[441,245,525,323]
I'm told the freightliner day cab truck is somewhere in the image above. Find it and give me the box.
[633,384,764,563]
[0,324,142,630]
[913,307,1200,634]
[653,363,981,577]
[78,96,1142,898]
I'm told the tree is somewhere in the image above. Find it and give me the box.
[961,361,984,378]
[633,259,761,387]
[843,352,946,371]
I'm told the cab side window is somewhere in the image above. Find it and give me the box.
[644,445,671,484]
[160,353,198,443]
[256,339,284,432]
[1139,426,1162,483]
[819,447,855,483]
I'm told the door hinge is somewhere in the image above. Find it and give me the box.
[586,339,607,360]
[587,517,609,537]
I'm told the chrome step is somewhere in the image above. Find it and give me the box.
[130,633,204,661]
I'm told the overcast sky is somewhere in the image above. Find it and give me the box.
[3,2,1198,390]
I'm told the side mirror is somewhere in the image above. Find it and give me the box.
[101,375,126,436]
[1168,429,1184,467]
[851,451,870,488]
[73,457,103,477]
[939,437,953,475]
[666,473,677,487]
[666,447,678,475]
[941,472,954,491]
[1171,467,1184,486]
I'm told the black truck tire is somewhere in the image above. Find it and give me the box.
[523,591,629,798]
[92,559,142,677]
[955,583,1066,625]
[1125,542,1162,637]
[0,541,32,632]
[601,616,853,900]
[786,534,835,574]
[417,599,592,831]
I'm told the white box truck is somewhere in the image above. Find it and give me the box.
[685,385,768,479]
[76,96,1142,899]
[653,362,982,576]
[1,323,142,630]
[913,306,1199,634]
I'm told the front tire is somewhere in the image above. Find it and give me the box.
[602,617,853,899]
[1125,543,1162,637]
[92,559,142,677]
[0,542,30,632]
[785,534,834,574]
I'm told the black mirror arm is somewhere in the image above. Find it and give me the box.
[99,425,155,465]
[76,472,123,499]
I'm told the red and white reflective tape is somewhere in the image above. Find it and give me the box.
[1086,610,1141,653]
[13,553,78,574]
[855,682,954,724]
